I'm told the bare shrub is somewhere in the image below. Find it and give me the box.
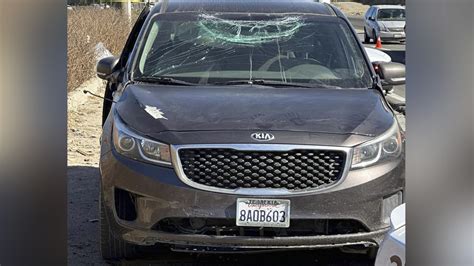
[67,7,138,91]
[332,2,369,16]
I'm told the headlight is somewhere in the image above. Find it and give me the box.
[112,112,171,166]
[352,121,403,169]
[378,22,388,31]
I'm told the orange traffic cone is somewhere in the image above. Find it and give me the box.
[375,36,383,49]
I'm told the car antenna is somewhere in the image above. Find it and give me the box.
[83,90,116,103]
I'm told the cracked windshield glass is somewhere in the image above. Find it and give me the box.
[133,13,372,88]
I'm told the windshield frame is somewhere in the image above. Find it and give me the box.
[128,11,375,88]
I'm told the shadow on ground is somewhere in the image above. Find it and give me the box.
[68,166,105,265]
[120,248,373,266]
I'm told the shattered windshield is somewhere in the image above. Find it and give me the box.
[132,13,372,88]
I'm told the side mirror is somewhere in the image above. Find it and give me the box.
[373,62,406,88]
[96,56,119,80]
[369,16,375,21]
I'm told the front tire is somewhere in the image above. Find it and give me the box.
[372,30,378,43]
[100,187,137,260]
[364,28,370,43]
[367,247,378,260]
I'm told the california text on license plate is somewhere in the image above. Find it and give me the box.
[236,198,290,228]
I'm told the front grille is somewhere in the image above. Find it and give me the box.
[388,27,404,32]
[177,148,346,191]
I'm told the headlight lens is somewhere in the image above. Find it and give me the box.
[352,121,403,169]
[139,139,171,163]
[112,113,171,166]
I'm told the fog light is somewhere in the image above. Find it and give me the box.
[189,218,206,230]
[382,191,403,224]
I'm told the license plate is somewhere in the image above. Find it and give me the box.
[394,34,402,38]
[236,198,290,228]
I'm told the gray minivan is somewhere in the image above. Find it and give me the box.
[96,0,406,260]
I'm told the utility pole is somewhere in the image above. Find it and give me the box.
[121,0,132,28]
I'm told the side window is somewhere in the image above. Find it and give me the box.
[365,7,373,19]
[367,8,374,19]
[119,6,150,68]
[372,8,378,20]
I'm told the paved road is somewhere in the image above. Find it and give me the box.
[348,16,365,31]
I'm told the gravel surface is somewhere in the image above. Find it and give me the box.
[67,80,376,265]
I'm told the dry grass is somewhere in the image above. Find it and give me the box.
[332,2,369,16]
[67,7,139,91]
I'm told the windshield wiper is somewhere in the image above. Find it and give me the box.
[215,79,341,89]
[133,76,196,86]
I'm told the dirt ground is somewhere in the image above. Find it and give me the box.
[67,77,106,265]
[66,81,374,265]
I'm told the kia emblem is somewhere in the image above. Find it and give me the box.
[251,132,275,141]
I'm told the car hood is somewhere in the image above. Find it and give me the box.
[115,84,394,143]
[379,20,405,28]
[365,47,392,63]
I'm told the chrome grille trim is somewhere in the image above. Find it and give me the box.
[171,144,353,195]
[388,27,404,32]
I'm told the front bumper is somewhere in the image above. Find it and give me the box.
[120,226,387,249]
[379,31,406,41]
[100,144,405,249]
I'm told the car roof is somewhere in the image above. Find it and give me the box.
[372,5,405,9]
[150,0,339,16]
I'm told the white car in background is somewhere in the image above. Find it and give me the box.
[375,204,406,266]
[365,47,392,63]
[364,5,406,43]
[364,47,405,93]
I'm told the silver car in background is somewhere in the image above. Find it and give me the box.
[375,204,405,266]
[364,5,406,43]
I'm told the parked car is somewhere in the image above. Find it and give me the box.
[364,5,406,43]
[375,204,405,266]
[365,47,392,63]
[96,0,405,260]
